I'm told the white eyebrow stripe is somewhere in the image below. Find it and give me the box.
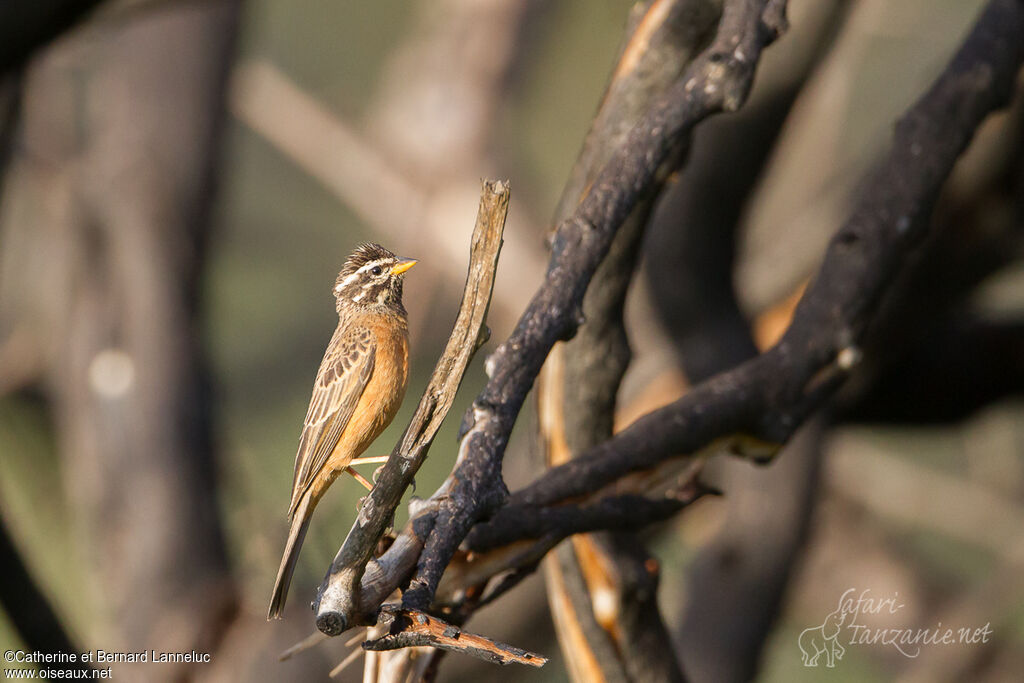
[335,257,395,293]
[355,258,393,274]
[336,271,361,290]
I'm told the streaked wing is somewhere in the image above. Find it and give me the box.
[289,324,375,516]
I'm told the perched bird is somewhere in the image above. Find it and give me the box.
[268,243,416,619]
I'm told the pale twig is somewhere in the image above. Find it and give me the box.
[278,631,328,662]
[229,59,541,323]
[329,646,365,678]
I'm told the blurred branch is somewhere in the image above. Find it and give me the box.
[0,2,244,676]
[641,6,843,678]
[0,76,42,396]
[828,440,1024,561]
[315,180,508,634]
[0,511,91,675]
[896,557,1024,683]
[0,76,26,386]
[678,422,823,682]
[363,0,542,179]
[834,94,1024,422]
[515,0,1024,508]
[734,0,980,312]
[230,60,428,260]
[643,46,820,375]
[840,317,1024,423]
[0,0,105,75]
[0,72,21,180]
[229,0,547,328]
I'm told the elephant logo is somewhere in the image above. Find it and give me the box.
[799,608,846,668]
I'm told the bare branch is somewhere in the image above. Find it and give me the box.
[466,482,711,553]
[400,0,789,617]
[337,0,1024,664]
[536,0,724,678]
[514,0,1024,509]
[363,605,547,669]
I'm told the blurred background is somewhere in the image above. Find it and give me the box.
[1,0,1022,681]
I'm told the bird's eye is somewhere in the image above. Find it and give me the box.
[371,266,383,276]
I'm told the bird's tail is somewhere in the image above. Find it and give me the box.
[268,492,314,620]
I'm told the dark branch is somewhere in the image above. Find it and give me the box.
[835,132,1024,424]
[840,317,1024,423]
[538,1,722,680]
[466,481,710,553]
[0,0,106,75]
[643,17,837,677]
[511,0,1024,508]
[0,513,91,674]
[599,533,684,683]
[1,1,244,662]
[400,0,789,616]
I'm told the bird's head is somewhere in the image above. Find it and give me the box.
[333,243,417,315]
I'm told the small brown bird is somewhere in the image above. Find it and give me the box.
[268,243,416,619]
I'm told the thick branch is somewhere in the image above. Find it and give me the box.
[643,12,838,676]
[840,317,1024,423]
[1,4,244,673]
[466,482,710,553]
[555,0,720,450]
[513,0,1024,508]
[314,180,509,635]
[400,0,788,616]
[538,2,721,680]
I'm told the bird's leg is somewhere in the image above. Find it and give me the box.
[347,456,391,490]
[349,455,390,466]
[345,467,374,491]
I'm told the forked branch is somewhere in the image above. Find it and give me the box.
[513,0,1024,509]
[400,0,789,617]
[309,0,789,643]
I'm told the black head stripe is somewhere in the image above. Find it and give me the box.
[333,243,407,314]
[338,243,397,280]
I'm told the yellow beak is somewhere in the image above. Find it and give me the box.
[392,258,418,275]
